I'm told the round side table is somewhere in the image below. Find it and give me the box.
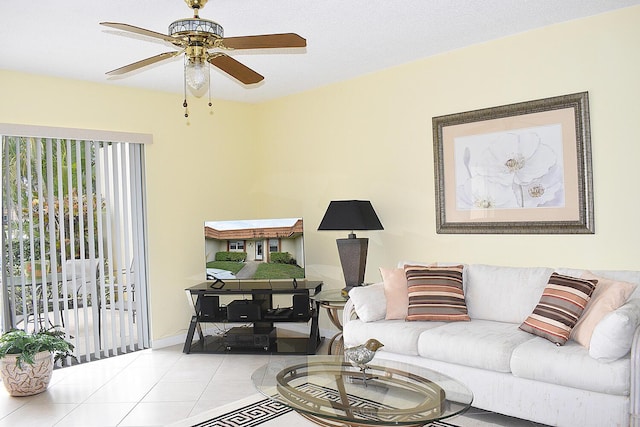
[311,289,348,355]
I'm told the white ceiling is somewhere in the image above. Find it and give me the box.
[1,0,639,103]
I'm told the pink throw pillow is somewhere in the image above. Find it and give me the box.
[380,267,408,320]
[570,271,637,348]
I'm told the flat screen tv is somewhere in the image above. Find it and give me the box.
[204,217,305,282]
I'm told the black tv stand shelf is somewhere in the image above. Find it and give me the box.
[183,280,323,355]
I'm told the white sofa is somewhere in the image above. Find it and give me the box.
[342,264,640,427]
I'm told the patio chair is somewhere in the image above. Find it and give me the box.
[56,258,101,333]
[106,260,136,322]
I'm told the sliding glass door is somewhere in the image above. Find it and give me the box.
[1,133,149,364]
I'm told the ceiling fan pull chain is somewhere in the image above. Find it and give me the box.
[183,56,189,118]
[208,63,213,112]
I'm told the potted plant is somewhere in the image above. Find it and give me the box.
[0,328,76,396]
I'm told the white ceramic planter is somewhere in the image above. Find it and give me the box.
[0,350,53,396]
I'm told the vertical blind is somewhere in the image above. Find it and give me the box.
[1,134,149,364]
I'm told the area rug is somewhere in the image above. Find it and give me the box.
[167,393,459,427]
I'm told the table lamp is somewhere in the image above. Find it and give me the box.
[318,200,383,293]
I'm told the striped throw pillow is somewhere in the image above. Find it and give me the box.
[405,265,470,321]
[519,273,597,345]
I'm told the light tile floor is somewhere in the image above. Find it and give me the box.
[0,343,550,427]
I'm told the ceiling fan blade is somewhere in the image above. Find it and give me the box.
[100,22,178,44]
[106,51,182,76]
[208,54,264,85]
[220,33,306,50]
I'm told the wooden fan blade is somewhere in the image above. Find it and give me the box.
[100,22,178,44]
[221,33,306,50]
[106,51,182,76]
[208,54,264,84]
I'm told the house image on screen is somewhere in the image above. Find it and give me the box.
[204,218,305,280]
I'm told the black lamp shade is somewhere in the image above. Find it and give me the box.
[318,200,383,288]
[317,200,383,232]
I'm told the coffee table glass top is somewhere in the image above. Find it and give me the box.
[252,355,473,426]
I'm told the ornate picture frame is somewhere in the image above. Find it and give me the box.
[432,92,593,234]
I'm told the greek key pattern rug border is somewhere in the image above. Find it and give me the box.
[191,397,292,427]
[188,383,458,427]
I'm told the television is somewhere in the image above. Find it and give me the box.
[204,217,305,282]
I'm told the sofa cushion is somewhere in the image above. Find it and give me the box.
[343,318,443,356]
[511,338,630,395]
[380,267,408,320]
[348,282,386,322]
[570,271,637,348]
[405,264,470,322]
[417,320,534,372]
[465,264,553,323]
[589,298,640,362]
[519,273,597,345]
[557,268,640,299]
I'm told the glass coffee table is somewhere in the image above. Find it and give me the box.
[252,355,473,426]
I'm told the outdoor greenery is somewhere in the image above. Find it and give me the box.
[253,263,305,280]
[3,137,107,320]
[0,328,77,368]
[269,252,297,265]
[207,259,304,279]
[214,252,247,262]
[3,136,103,276]
[209,250,304,280]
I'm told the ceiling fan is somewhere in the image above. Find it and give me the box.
[101,0,306,105]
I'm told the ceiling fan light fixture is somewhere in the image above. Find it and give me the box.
[185,57,209,98]
[102,0,306,117]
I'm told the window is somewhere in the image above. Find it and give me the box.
[269,239,279,253]
[0,125,150,364]
[229,240,244,251]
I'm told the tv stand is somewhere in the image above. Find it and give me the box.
[183,279,323,354]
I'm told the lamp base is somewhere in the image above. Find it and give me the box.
[336,237,368,289]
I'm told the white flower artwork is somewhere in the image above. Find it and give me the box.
[454,124,565,210]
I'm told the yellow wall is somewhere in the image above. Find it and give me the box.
[1,6,639,342]
[0,70,260,341]
[256,6,640,289]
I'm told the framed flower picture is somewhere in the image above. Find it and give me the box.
[432,92,593,234]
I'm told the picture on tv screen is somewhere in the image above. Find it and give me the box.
[204,217,305,281]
